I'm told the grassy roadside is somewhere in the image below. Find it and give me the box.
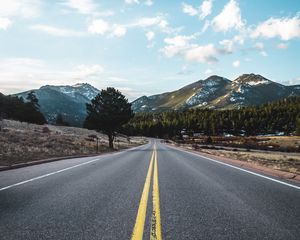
[200,148,300,175]
[0,120,147,167]
[168,141,300,175]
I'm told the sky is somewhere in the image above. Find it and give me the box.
[0,0,300,100]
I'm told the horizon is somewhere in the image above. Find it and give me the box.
[1,0,300,100]
[10,72,300,101]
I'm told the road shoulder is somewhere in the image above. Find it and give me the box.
[166,143,300,183]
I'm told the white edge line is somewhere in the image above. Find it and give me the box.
[166,144,300,190]
[0,142,150,192]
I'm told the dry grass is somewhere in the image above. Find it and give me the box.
[182,135,300,152]
[205,149,300,174]
[0,120,147,166]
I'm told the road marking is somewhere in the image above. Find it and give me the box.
[151,145,162,240]
[131,147,155,240]
[166,144,300,190]
[0,144,148,192]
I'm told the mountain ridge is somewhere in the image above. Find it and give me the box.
[16,83,100,126]
[132,73,300,112]
[12,73,300,125]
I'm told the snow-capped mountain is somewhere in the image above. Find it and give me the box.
[132,74,300,112]
[41,83,100,101]
[16,83,100,126]
[14,74,300,126]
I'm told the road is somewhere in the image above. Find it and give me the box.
[0,140,299,239]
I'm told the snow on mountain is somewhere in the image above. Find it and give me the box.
[16,83,100,126]
[41,83,99,101]
[132,74,300,112]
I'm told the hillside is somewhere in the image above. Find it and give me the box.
[16,83,100,126]
[132,74,300,112]
[12,73,300,125]
[0,119,146,166]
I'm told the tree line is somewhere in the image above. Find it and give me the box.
[0,91,46,125]
[121,97,300,138]
[1,88,299,148]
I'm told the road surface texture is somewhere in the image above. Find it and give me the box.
[0,140,299,239]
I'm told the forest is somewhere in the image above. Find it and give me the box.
[0,92,46,125]
[122,97,300,138]
[1,91,300,138]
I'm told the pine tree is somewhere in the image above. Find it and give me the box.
[84,87,133,149]
[296,115,300,136]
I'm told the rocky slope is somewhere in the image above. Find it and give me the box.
[132,74,300,112]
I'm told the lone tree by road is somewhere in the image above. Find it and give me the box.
[84,87,133,149]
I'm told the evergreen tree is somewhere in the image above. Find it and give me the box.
[55,113,69,126]
[84,87,133,149]
[26,91,40,110]
[122,97,300,138]
[0,92,46,124]
[296,115,300,136]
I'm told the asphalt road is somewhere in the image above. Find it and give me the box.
[0,140,299,240]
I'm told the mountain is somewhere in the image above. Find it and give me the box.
[16,83,100,126]
[132,74,300,112]
[13,74,300,126]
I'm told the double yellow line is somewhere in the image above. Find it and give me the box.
[131,144,162,240]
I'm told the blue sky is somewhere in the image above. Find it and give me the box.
[0,0,300,100]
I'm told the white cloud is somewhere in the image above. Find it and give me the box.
[232,60,240,67]
[218,35,244,54]
[144,0,154,6]
[0,58,145,100]
[164,35,194,47]
[0,0,41,18]
[182,3,198,16]
[185,44,218,63]
[75,64,104,78]
[277,43,288,49]
[146,31,155,41]
[30,24,84,37]
[199,0,213,19]
[111,25,127,37]
[233,34,244,44]
[125,0,140,4]
[162,35,218,63]
[62,0,114,16]
[182,0,213,19]
[88,19,127,38]
[212,0,244,32]
[162,35,193,57]
[131,15,177,33]
[63,0,96,14]
[0,17,12,30]
[0,57,106,94]
[125,0,154,7]
[201,20,210,33]
[219,39,234,53]
[134,16,165,28]
[251,15,300,41]
[88,19,109,35]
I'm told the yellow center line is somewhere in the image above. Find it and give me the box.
[131,146,155,240]
[150,144,162,240]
